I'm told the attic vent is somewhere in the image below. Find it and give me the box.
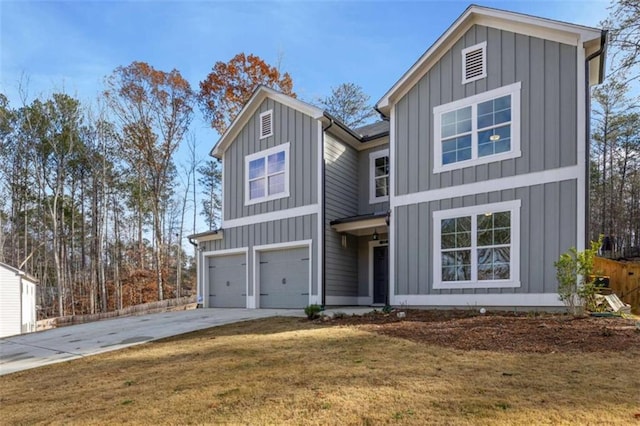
[462,42,487,84]
[260,110,273,139]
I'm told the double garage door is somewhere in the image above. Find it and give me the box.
[208,246,309,309]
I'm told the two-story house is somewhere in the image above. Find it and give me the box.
[188,4,607,310]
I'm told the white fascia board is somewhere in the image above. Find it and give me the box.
[331,217,388,234]
[212,86,324,158]
[223,204,319,229]
[193,231,224,243]
[376,5,602,113]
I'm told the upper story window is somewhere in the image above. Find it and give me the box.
[259,110,273,139]
[369,149,389,204]
[462,42,487,84]
[244,143,290,206]
[433,82,521,173]
[433,200,521,289]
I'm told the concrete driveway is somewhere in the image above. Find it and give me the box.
[0,308,304,376]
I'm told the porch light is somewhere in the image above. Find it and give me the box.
[372,229,379,241]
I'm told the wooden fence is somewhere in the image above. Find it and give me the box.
[594,257,640,314]
[37,295,197,331]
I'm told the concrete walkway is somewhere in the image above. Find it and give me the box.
[0,306,375,376]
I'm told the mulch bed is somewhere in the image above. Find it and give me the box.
[321,309,640,353]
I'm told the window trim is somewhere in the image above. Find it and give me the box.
[461,42,487,84]
[244,142,290,206]
[369,149,390,204]
[432,200,521,289]
[259,110,273,140]
[433,82,521,174]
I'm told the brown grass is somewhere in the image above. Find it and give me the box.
[1,316,639,425]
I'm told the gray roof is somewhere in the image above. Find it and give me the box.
[354,121,390,140]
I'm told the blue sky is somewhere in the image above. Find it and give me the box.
[0,0,611,233]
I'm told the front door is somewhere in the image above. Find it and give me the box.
[373,245,389,304]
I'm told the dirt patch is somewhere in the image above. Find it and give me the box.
[322,309,640,353]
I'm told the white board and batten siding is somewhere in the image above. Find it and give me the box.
[0,263,37,338]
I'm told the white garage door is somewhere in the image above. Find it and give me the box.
[259,247,310,309]
[208,254,246,308]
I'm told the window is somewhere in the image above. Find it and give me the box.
[245,143,290,205]
[369,149,389,203]
[462,42,486,84]
[433,200,521,289]
[259,110,273,139]
[433,82,521,173]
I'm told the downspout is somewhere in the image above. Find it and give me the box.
[188,237,201,307]
[321,118,333,307]
[584,30,608,244]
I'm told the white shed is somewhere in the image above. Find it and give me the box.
[0,262,38,338]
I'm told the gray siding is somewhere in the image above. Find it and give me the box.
[324,134,359,297]
[395,25,577,196]
[358,145,391,215]
[224,98,319,220]
[203,214,318,296]
[394,180,577,295]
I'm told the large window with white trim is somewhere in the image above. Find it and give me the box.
[245,143,290,205]
[433,200,521,289]
[369,149,389,203]
[433,82,521,173]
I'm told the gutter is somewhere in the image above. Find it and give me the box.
[187,237,201,307]
[584,30,608,243]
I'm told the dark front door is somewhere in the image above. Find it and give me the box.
[373,245,389,304]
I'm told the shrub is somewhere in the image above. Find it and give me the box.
[304,304,322,320]
[554,237,602,316]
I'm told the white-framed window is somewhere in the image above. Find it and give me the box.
[433,82,521,173]
[433,200,521,289]
[369,149,389,203]
[244,143,290,206]
[462,42,487,84]
[259,110,273,139]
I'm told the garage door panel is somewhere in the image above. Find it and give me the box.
[209,254,246,308]
[260,247,309,309]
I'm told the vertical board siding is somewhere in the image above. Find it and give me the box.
[393,180,577,296]
[324,134,359,297]
[208,214,318,296]
[394,25,577,196]
[0,268,21,338]
[224,98,318,221]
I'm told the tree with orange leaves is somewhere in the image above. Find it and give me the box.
[104,61,194,301]
[199,53,295,134]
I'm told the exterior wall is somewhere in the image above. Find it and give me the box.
[393,180,576,297]
[324,133,359,298]
[202,214,318,298]
[21,280,36,333]
[358,145,391,215]
[223,98,319,221]
[394,24,577,196]
[0,267,21,338]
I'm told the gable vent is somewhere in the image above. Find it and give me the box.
[260,110,273,139]
[462,42,487,84]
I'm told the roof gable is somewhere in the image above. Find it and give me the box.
[376,4,605,114]
[211,86,324,158]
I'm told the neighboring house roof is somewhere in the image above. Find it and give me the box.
[354,121,390,141]
[0,262,39,284]
[376,4,606,115]
[211,85,325,159]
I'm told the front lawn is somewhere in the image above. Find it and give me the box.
[1,314,638,425]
